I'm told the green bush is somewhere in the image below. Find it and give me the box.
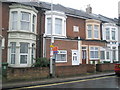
[103,61,110,63]
[33,58,50,67]
[113,61,120,63]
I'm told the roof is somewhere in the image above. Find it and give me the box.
[4,0,118,23]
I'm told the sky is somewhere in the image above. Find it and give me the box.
[39,0,120,19]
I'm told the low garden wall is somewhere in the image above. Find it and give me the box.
[7,67,50,81]
[96,63,115,72]
[4,63,114,81]
[56,64,95,77]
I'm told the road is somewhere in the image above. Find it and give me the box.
[8,76,120,90]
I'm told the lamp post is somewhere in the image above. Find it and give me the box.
[50,0,54,77]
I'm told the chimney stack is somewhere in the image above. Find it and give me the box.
[86,4,92,14]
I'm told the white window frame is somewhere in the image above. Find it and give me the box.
[45,11,67,37]
[10,42,16,64]
[9,8,37,33]
[100,51,105,60]
[55,50,67,63]
[111,29,116,40]
[20,42,29,64]
[90,47,99,60]
[106,28,110,40]
[20,11,31,31]
[73,26,79,32]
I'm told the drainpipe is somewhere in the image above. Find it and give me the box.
[78,37,81,64]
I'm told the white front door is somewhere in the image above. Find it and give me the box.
[72,50,79,65]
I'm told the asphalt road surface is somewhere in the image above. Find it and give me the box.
[8,76,120,90]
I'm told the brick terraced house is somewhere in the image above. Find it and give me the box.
[0,1,119,67]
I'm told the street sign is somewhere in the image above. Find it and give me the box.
[52,46,58,51]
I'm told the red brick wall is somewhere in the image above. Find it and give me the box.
[45,39,78,66]
[82,40,106,46]
[7,67,50,80]
[6,64,95,80]
[66,16,86,39]
[96,63,115,72]
[2,3,9,63]
[56,64,95,77]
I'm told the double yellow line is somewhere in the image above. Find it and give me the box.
[10,76,115,90]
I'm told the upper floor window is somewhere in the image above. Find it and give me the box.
[106,28,110,40]
[45,11,67,37]
[9,7,37,33]
[112,30,115,40]
[11,11,18,30]
[73,26,79,32]
[21,12,31,31]
[86,19,100,40]
[94,25,99,38]
[87,25,92,38]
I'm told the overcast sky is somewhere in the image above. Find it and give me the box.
[39,0,119,19]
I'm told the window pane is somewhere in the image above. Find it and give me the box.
[20,55,27,64]
[21,12,30,30]
[11,54,15,64]
[10,42,16,64]
[47,18,51,34]
[55,18,62,34]
[11,42,16,53]
[21,12,30,21]
[106,28,110,40]
[101,51,105,59]
[32,15,36,32]
[106,52,110,59]
[87,25,92,38]
[21,21,30,30]
[20,43,28,53]
[11,11,17,30]
[94,25,99,38]
[56,54,66,61]
[112,31,115,40]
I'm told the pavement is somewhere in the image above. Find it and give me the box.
[2,72,115,89]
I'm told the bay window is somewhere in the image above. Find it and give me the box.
[45,11,66,37]
[10,9,37,33]
[90,47,99,60]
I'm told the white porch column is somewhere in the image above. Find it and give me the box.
[78,37,82,64]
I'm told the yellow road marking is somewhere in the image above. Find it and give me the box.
[10,76,115,90]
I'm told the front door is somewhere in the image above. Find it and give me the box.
[72,50,79,65]
[82,47,87,64]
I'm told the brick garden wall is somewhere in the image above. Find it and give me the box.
[5,64,114,81]
[96,63,115,72]
[7,67,50,80]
